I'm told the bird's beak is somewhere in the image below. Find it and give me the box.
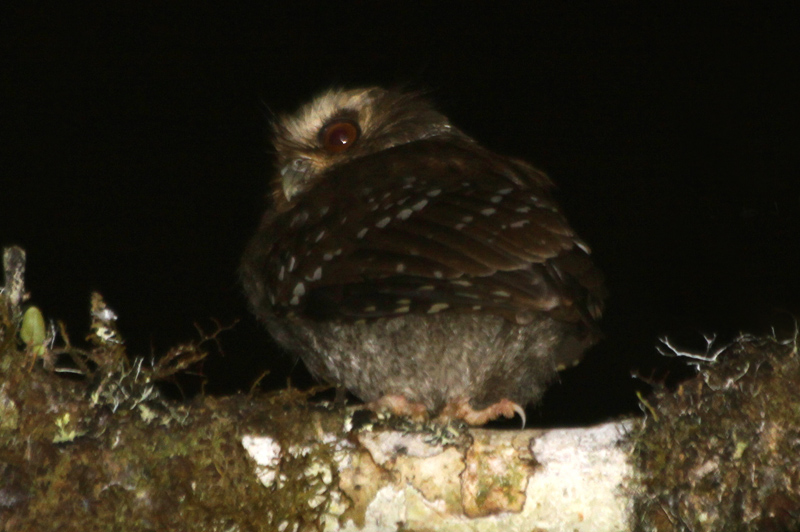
[280,157,314,201]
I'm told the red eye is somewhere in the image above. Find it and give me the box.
[321,120,360,154]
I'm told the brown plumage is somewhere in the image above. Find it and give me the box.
[241,87,606,424]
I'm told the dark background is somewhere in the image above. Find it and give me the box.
[4,4,799,425]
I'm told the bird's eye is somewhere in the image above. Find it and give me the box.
[320,120,360,154]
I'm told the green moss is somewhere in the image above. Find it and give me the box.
[632,331,800,532]
[0,247,352,531]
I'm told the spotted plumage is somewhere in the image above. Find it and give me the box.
[241,87,606,424]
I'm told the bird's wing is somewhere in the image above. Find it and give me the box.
[265,139,605,326]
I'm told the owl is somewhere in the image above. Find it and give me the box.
[241,87,605,425]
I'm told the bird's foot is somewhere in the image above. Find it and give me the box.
[367,394,429,422]
[438,397,526,427]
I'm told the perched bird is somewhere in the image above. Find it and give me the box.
[241,87,606,424]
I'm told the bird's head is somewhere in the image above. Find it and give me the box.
[271,87,461,209]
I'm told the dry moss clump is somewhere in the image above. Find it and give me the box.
[633,330,800,531]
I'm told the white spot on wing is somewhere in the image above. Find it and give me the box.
[490,196,503,203]
[376,217,391,228]
[396,263,406,273]
[314,230,326,242]
[411,199,428,211]
[481,208,496,216]
[510,220,529,228]
[397,209,413,220]
[290,211,309,227]
[428,303,449,313]
[516,206,531,213]
[306,267,322,281]
[357,228,369,239]
[288,256,296,272]
[456,291,480,299]
[426,189,442,197]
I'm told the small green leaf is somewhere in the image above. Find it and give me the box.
[20,306,46,347]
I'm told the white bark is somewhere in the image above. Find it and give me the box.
[243,419,637,532]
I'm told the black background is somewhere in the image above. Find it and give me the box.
[4,4,799,425]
